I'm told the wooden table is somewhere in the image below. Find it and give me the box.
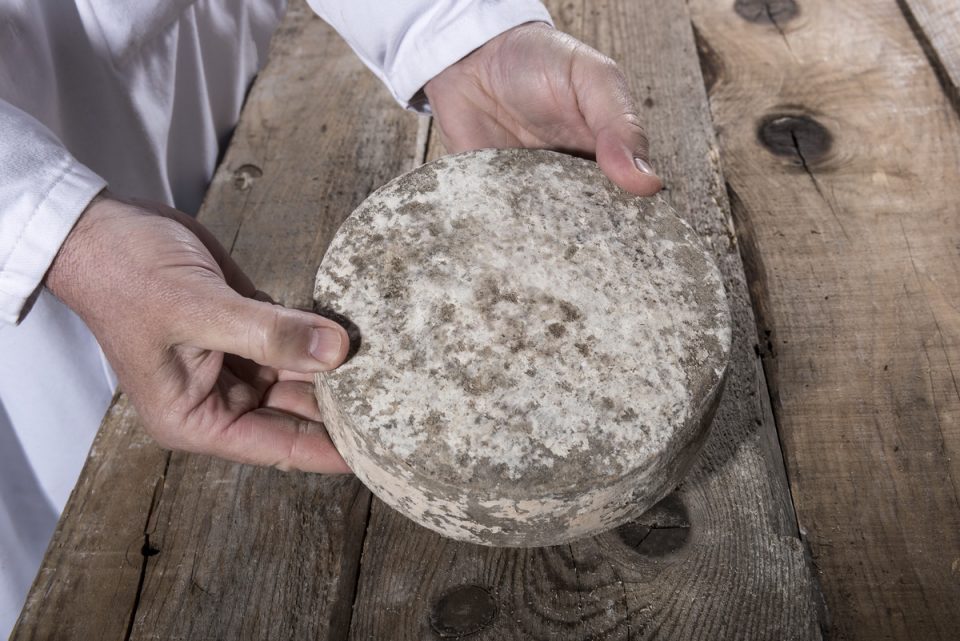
[12,0,960,639]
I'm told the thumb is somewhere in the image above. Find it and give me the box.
[576,59,663,196]
[181,288,351,372]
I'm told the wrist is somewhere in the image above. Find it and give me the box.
[424,21,553,104]
[45,190,119,316]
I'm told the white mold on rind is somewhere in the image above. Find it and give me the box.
[314,149,731,547]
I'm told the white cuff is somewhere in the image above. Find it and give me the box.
[0,101,106,323]
[307,0,553,110]
[0,159,105,325]
[0,98,108,324]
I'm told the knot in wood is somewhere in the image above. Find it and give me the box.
[429,585,497,637]
[616,492,690,556]
[757,114,832,165]
[734,0,799,24]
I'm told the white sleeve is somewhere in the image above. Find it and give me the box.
[0,100,106,325]
[305,0,553,110]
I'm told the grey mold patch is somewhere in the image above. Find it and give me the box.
[314,149,731,547]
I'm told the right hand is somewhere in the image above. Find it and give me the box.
[424,22,662,196]
[46,192,352,473]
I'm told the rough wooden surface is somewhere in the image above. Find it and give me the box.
[11,397,167,641]
[345,0,822,639]
[688,0,960,639]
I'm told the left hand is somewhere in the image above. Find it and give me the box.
[46,194,352,474]
[424,22,662,196]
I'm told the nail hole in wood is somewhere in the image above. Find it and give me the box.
[233,163,263,190]
[429,585,497,638]
[757,114,832,164]
[734,0,799,24]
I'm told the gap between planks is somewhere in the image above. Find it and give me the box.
[894,0,960,118]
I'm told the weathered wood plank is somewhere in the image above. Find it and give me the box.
[345,1,823,639]
[687,0,960,639]
[12,397,167,640]
[897,0,960,114]
[13,1,422,639]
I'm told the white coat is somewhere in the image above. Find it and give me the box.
[0,0,551,633]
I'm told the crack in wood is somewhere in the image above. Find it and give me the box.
[341,490,375,641]
[787,130,849,241]
[607,558,633,641]
[567,544,585,621]
[228,185,254,253]
[797,527,832,641]
[764,3,797,58]
[757,114,850,240]
[721,177,831,634]
[123,451,171,641]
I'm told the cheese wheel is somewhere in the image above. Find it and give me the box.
[314,149,730,547]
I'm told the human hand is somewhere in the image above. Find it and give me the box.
[46,193,351,473]
[424,22,662,196]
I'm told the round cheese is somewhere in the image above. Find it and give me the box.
[314,149,730,547]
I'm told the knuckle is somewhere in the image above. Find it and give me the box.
[596,109,647,143]
[622,112,649,140]
[247,305,284,364]
[621,111,645,129]
[275,420,312,472]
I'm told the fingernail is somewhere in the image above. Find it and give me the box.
[634,157,656,176]
[310,326,343,366]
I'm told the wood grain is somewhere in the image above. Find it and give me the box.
[344,1,823,639]
[897,0,960,114]
[11,397,167,640]
[687,0,960,639]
